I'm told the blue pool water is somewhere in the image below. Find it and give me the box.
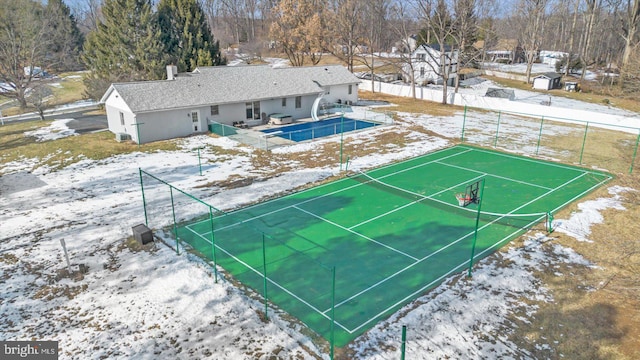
[260,117,380,142]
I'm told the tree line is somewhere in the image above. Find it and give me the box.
[1,0,639,109]
[0,0,225,108]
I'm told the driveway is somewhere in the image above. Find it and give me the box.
[60,110,108,134]
[3,107,108,134]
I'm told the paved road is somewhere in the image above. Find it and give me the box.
[2,107,108,134]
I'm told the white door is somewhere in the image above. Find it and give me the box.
[191,111,199,132]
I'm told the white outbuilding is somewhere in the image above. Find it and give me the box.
[100,65,361,144]
[532,72,562,90]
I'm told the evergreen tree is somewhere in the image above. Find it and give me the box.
[45,0,84,72]
[157,0,225,73]
[82,0,166,100]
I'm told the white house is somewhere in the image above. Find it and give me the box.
[539,50,569,67]
[100,65,361,144]
[402,44,458,86]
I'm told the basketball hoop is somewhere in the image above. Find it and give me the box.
[455,193,471,207]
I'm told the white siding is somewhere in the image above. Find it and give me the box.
[322,84,358,105]
[104,89,136,137]
[532,78,551,90]
[135,109,194,144]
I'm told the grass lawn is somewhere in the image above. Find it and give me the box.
[0,71,89,117]
[0,121,178,172]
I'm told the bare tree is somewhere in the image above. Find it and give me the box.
[350,0,392,92]
[71,0,103,34]
[27,84,54,121]
[269,0,326,66]
[417,0,458,104]
[564,0,580,77]
[476,0,499,68]
[327,0,366,72]
[0,0,52,108]
[388,1,420,98]
[452,0,477,93]
[516,0,550,84]
[620,0,640,77]
[578,0,600,81]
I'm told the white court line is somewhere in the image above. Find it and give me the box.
[182,224,354,333]
[207,148,474,233]
[457,145,613,177]
[333,170,593,334]
[434,160,554,190]
[292,205,420,261]
[181,146,611,336]
[348,174,486,230]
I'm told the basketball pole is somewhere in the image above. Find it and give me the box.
[468,178,485,277]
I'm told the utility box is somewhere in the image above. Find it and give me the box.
[132,224,153,245]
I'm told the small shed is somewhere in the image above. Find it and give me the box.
[484,88,516,101]
[532,72,562,90]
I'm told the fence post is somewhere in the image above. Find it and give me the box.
[401,325,407,360]
[209,207,218,283]
[262,233,268,320]
[340,113,345,171]
[579,122,589,165]
[535,116,545,155]
[139,168,149,226]
[460,105,467,142]
[629,131,640,174]
[494,111,501,148]
[330,266,336,360]
[169,186,179,255]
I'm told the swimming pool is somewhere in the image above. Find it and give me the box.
[260,117,380,142]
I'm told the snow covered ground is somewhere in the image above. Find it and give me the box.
[1,105,631,359]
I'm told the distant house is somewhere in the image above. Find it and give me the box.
[485,88,516,101]
[532,72,562,90]
[403,44,458,86]
[100,65,361,144]
[485,39,525,64]
[539,51,568,67]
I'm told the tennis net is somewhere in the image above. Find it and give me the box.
[348,171,552,232]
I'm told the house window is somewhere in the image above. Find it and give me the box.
[348,85,352,95]
[420,67,425,76]
[210,105,219,116]
[119,112,124,125]
[192,111,198,123]
[246,102,253,119]
[246,102,261,120]
[282,98,286,107]
[295,96,301,109]
[417,53,426,61]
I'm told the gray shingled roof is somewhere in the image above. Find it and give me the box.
[105,65,360,113]
[535,72,562,79]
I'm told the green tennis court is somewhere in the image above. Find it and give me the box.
[170,145,611,347]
